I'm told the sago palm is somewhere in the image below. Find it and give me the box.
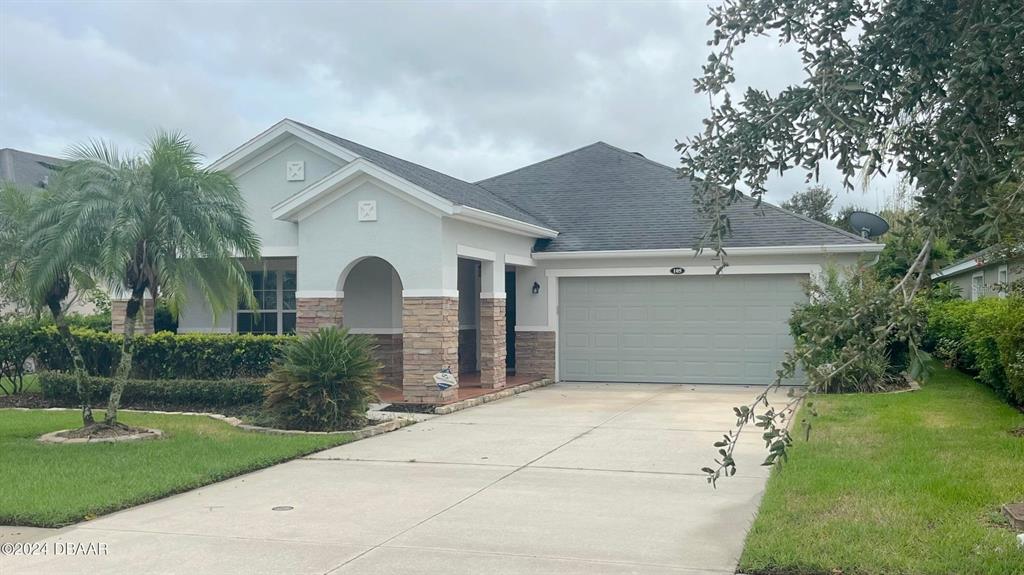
[41,132,261,426]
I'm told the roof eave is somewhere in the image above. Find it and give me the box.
[532,243,885,260]
[451,205,559,239]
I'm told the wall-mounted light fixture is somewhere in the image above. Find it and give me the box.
[532,281,541,294]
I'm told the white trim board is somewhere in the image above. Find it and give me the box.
[504,253,536,267]
[295,290,343,298]
[209,119,359,173]
[347,327,402,335]
[532,244,883,260]
[402,289,460,298]
[456,245,496,261]
[544,265,820,278]
[932,257,983,280]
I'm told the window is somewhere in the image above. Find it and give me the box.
[971,273,984,302]
[997,265,1009,298]
[237,270,296,335]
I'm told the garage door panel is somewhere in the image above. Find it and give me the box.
[559,275,805,384]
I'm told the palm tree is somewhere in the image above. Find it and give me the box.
[43,132,261,427]
[5,182,100,425]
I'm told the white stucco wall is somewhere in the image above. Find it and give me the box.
[342,257,402,330]
[946,259,1021,300]
[296,178,445,294]
[440,219,536,295]
[232,138,345,251]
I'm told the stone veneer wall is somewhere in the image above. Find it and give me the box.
[515,330,555,379]
[296,297,343,335]
[371,333,403,388]
[111,300,155,335]
[402,297,459,403]
[478,298,507,388]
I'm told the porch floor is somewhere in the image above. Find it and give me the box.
[377,372,538,405]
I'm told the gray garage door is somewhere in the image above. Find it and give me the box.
[558,275,806,384]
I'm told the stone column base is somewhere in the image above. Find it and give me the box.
[111,300,155,335]
[296,297,343,335]
[479,298,507,389]
[402,297,459,403]
[370,333,403,388]
[515,330,555,379]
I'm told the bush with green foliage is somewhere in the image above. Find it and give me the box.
[263,328,379,431]
[0,318,45,394]
[789,268,913,393]
[39,372,267,410]
[34,328,291,380]
[925,295,1024,405]
[65,312,112,332]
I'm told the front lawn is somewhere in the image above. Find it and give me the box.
[0,409,354,527]
[740,364,1024,575]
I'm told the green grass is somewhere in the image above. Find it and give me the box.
[21,373,40,393]
[740,364,1024,575]
[0,409,354,527]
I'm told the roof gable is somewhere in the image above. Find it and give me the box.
[477,142,873,252]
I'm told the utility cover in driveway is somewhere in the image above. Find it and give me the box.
[559,275,806,384]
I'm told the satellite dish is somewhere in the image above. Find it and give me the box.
[847,211,890,238]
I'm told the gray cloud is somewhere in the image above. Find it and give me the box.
[1,0,889,211]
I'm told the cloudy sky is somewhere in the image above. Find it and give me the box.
[1,1,893,211]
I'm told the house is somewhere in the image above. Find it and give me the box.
[0,148,98,317]
[157,119,882,402]
[931,247,1021,300]
[0,148,63,189]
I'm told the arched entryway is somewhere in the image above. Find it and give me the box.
[341,257,403,387]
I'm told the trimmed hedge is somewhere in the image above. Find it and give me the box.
[35,328,292,380]
[39,372,268,410]
[925,295,1024,405]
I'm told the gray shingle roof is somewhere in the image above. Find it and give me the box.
[292,122,553,230]
[477,141,872,252]
[0,148,63,189]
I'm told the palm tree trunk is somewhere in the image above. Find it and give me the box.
[45,298,94,426]
[105,290,144,425]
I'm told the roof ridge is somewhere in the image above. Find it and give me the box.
[476,141,610,184]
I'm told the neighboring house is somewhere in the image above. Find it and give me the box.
[169,119,882,402]
[931,247,1022,300]
[0,148,98,317]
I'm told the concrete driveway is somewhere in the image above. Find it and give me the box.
[3,383,777,575]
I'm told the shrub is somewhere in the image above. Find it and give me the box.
[35,329,291,380]
[66,312,112,332]
[39,372,267,410]
[789,268,911,393]
[0,318,44,394]
[263,328,379,431]
[924,295,1024,405]
[34,327,122,376]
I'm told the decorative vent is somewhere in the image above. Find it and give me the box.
[286,161,305,181]
[358,200,378,222]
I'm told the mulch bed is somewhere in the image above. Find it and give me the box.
[380,403,437,414]
[0,393,56,409]
[57,422,150,440]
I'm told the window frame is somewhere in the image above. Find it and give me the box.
[997,265,1009,298]
[236,269,297,335]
